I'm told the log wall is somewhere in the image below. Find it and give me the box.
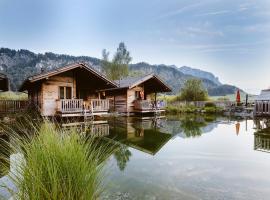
[41,73,75,116]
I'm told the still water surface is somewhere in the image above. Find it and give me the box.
[1,114,270,200]
[102,115,270,200]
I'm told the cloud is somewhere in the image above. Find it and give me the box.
[195,10,231,17]
[158,39,270,54]
[157,2,204,20]
[177,27,224,37]
[244,23,270,33]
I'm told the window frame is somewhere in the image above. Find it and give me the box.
[59,86,72,100]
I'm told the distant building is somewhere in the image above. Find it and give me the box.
[0,73,9,92]
[254,89,270,116]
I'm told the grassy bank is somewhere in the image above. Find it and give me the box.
[0,91,28,100]
[166,103,223,114]
[0,120,113,200]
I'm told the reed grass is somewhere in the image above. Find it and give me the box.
[0,118,114,200]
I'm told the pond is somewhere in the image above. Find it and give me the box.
[101,115,270,200]
[1,114,270,200]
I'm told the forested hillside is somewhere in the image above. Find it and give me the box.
[0,48,242,95]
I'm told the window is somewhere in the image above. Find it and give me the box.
[59,87,65,99]
[59,86,72,99]
[135,91,141,100]
[66,87,72,99]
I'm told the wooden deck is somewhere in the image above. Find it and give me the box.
[133,100,166,114]
[56,99,110,117]
[254,133,270,153]
[0,100,29,114]
[254,100,270,116]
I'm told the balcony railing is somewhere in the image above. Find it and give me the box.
[90,99,110,112]
[57,99,84,113]
[0,100,29,113]
[57,99,110,114]
[134,100,166,111]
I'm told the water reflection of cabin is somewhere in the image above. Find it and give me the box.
[19,63,117,117]
[0,73,9,92]
[100,74,171,115]
[254,89,270,116]
[254,131,270,153]
[107,118,172,155]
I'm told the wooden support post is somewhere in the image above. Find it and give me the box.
[154,92,157,107]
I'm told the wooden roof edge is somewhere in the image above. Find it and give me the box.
[129,73,172,92]
[19,62,118,91]
[97,87,129,92]
[79,63,118,87]
[152,74,172,92]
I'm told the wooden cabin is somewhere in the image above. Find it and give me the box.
[100,74,171,114]
[0,73,9,92]
[19,63,117,117]
[254,89,270,116]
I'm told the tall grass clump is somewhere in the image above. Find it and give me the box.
[0,119,113,200]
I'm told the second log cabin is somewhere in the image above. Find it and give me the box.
[99,74,171,114]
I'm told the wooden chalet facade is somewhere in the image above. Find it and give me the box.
[100,74,171,114]
[254,89,270,116]
[0,73,9,92]
[19,63,117,117]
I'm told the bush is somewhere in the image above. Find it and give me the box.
[204,102,216,108]
[166,105,197,114]
[179,79,208,101]
[203,106,223,113]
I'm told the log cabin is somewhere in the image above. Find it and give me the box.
[19,63,118,117]
[254,89,270,116]
[99,74,171,114]
[0,73,9,92]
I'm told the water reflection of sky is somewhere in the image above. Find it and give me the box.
[104,116,270,200]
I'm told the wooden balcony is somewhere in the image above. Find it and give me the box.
[134,100,166,113]
[56,99,110,117]
[0,100,29,113]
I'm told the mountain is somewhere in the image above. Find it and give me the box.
[0,48,242,96]
[129,62,242,95]
[178,66,222,86]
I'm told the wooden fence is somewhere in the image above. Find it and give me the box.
[0,100,29,113]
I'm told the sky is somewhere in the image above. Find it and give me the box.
[0,0,270,94]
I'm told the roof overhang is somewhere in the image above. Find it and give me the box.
[19,63,118,91]
[98,74,172,93]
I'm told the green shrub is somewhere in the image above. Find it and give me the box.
[204,102,216,108]
[179,79,208,101]
[203,106,223,113]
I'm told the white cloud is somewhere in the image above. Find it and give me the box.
[157,1,204,20]
[195,10,231,17]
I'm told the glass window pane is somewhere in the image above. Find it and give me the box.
[66,87,72,99]
[59,87,65,99]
